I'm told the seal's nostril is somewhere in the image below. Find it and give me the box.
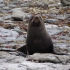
[35,17,38,19]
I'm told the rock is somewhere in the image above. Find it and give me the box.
[0,51,70,70]
[66,14,70,20]
[25,14,31,18]
[48,7,59,14]
[49,14,57,18]
[9,54,27,62]
[11,8,30,21]
[45,19,58,23]
[48,3,61,7]
[3,15,11,20]
[22,61,70,70]
[0,51,26,62]
[60,0,70,6]
[0,64,27,70]
[38,0,49,4]
[11,9,25,21]
[13,26,23,33]
[34,2,41,7]
[22,61,55,70]
[0,17,3,22]
[4,20,13,23]
[12,1,20,4]
[28,53,70,64]
[45,24,63,35]
[68,18,70,21]
[0,0,4,3]
[67,14,70,18]
[9,4,17,8]
[0,4,5,7]
[2,6,10,11]
[0,51,27,70]
[0,27,19,43]
[11,8,23,12]
[0,0,4,8]
[49,0,56,4]
[54,43,68,53]
[56,15,67,20]
[0,51,11,63]
[28,53,59,63]
[20,3,30,7]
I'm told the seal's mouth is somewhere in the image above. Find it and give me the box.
[31,16,41,27]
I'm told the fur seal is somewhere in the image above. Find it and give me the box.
[17,15,68,55]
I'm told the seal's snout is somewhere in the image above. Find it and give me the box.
[34,17,39,23]
[31,16,41,26]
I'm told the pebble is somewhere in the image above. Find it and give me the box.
[0,0,4,3]
[12,1,20,4]
[0,17,4,22]
[45,19,58,23]
[56,15,67,20]
[66,14,70,20]
[4,20,13,23]
[11,8,23,12]
[3,15,11,20]
[20,3,30,7]
[9,4,17,8]
[3,6,10,11]
[11,10,24,21]
[0,4,5,7]
[48,7,60,14]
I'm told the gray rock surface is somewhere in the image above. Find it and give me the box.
[0,17,4,22]
[28,53,70,64]
[48,7,60,14]
[45,19,58,23]
[56,15,67,20]
[11,8,29,21]
[0,0,70,70]
[0,51,70,70]
[0,0,4,3]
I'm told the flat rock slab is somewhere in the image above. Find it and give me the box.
[0,51,70,70]
[28,53,70,64]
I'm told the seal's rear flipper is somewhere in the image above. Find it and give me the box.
[17,45,27,55]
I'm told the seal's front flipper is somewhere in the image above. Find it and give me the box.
[16,51,26,57]
[17,44,27,55]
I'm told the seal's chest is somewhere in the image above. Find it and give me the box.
[33,39,42,44]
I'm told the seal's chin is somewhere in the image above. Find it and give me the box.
[31,17,41,27]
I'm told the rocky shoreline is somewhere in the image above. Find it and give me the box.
[0,0,70,70]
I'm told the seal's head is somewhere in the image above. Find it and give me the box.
[29,15,44,27]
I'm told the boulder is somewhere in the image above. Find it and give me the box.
[28,53,70,64]
[45,19,58,23]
